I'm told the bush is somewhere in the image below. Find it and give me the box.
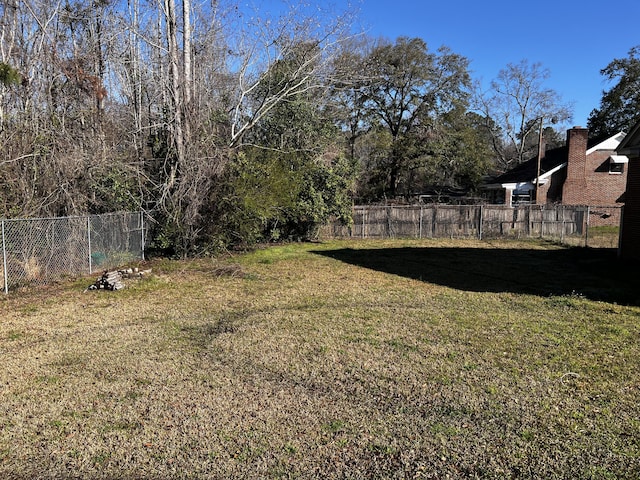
[203,149,356,249]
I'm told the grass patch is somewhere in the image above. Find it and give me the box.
[0,238,639,478]
[586,225,620,248]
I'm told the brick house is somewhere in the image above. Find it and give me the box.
[483,127,627,212]
[616,120,640,261]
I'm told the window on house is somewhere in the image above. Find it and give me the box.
[512,193,531,205]
[608,155,627,174]
[609,162,624,174]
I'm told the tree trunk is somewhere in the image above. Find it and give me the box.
[182,0,192,140]
[164,0,185,193]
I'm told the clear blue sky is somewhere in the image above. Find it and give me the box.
[350,0,640,129]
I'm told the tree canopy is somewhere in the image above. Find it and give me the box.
[588,46,640,137]
[329,36,495,201]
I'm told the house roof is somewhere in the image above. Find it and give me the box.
[609,155,628,164]
[617,121,640,156]
[488,131,626,186]
[490,145,567,185]
[587,131,626,154]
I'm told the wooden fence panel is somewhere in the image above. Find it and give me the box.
[318,205,620,247]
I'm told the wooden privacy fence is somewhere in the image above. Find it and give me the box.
[319,205,622,246]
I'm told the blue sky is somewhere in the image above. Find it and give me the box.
[350,0,640,129]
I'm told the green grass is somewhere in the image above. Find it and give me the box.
[0,238,639,478]
[586,225,621,249]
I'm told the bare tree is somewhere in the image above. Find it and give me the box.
[182,0,192,115]
[476,60,572,172]
[226,1,355,147]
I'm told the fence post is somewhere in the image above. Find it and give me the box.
[617,206,624,258]
[362,207,366,239]
[87,216,93,274]
[140,211,146,261]
[419,205,423,239]
[585,206,590,247]
[2,220,7,294]
[432,205,437,239]
[560,205,565,244]
[478,205,483,240]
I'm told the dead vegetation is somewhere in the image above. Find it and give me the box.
[210,263,249,279]
[0,239,639,479]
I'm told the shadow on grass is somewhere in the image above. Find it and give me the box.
[313,245,640,306]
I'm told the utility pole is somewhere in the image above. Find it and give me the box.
[535,117,544,204]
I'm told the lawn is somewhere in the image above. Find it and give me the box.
[1,238,639,479]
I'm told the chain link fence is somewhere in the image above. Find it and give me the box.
[1,212,146,293]
[320,205,622,248]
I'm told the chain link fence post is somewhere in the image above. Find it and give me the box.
[2,220,7,294]
[585,206,590,247]
[87,216,93,275]
[140,212,146,261]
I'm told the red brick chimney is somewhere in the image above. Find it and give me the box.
[562,126,589,204]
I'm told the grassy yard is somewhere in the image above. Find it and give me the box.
[1,239,639,479]
[586,225,621,249]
